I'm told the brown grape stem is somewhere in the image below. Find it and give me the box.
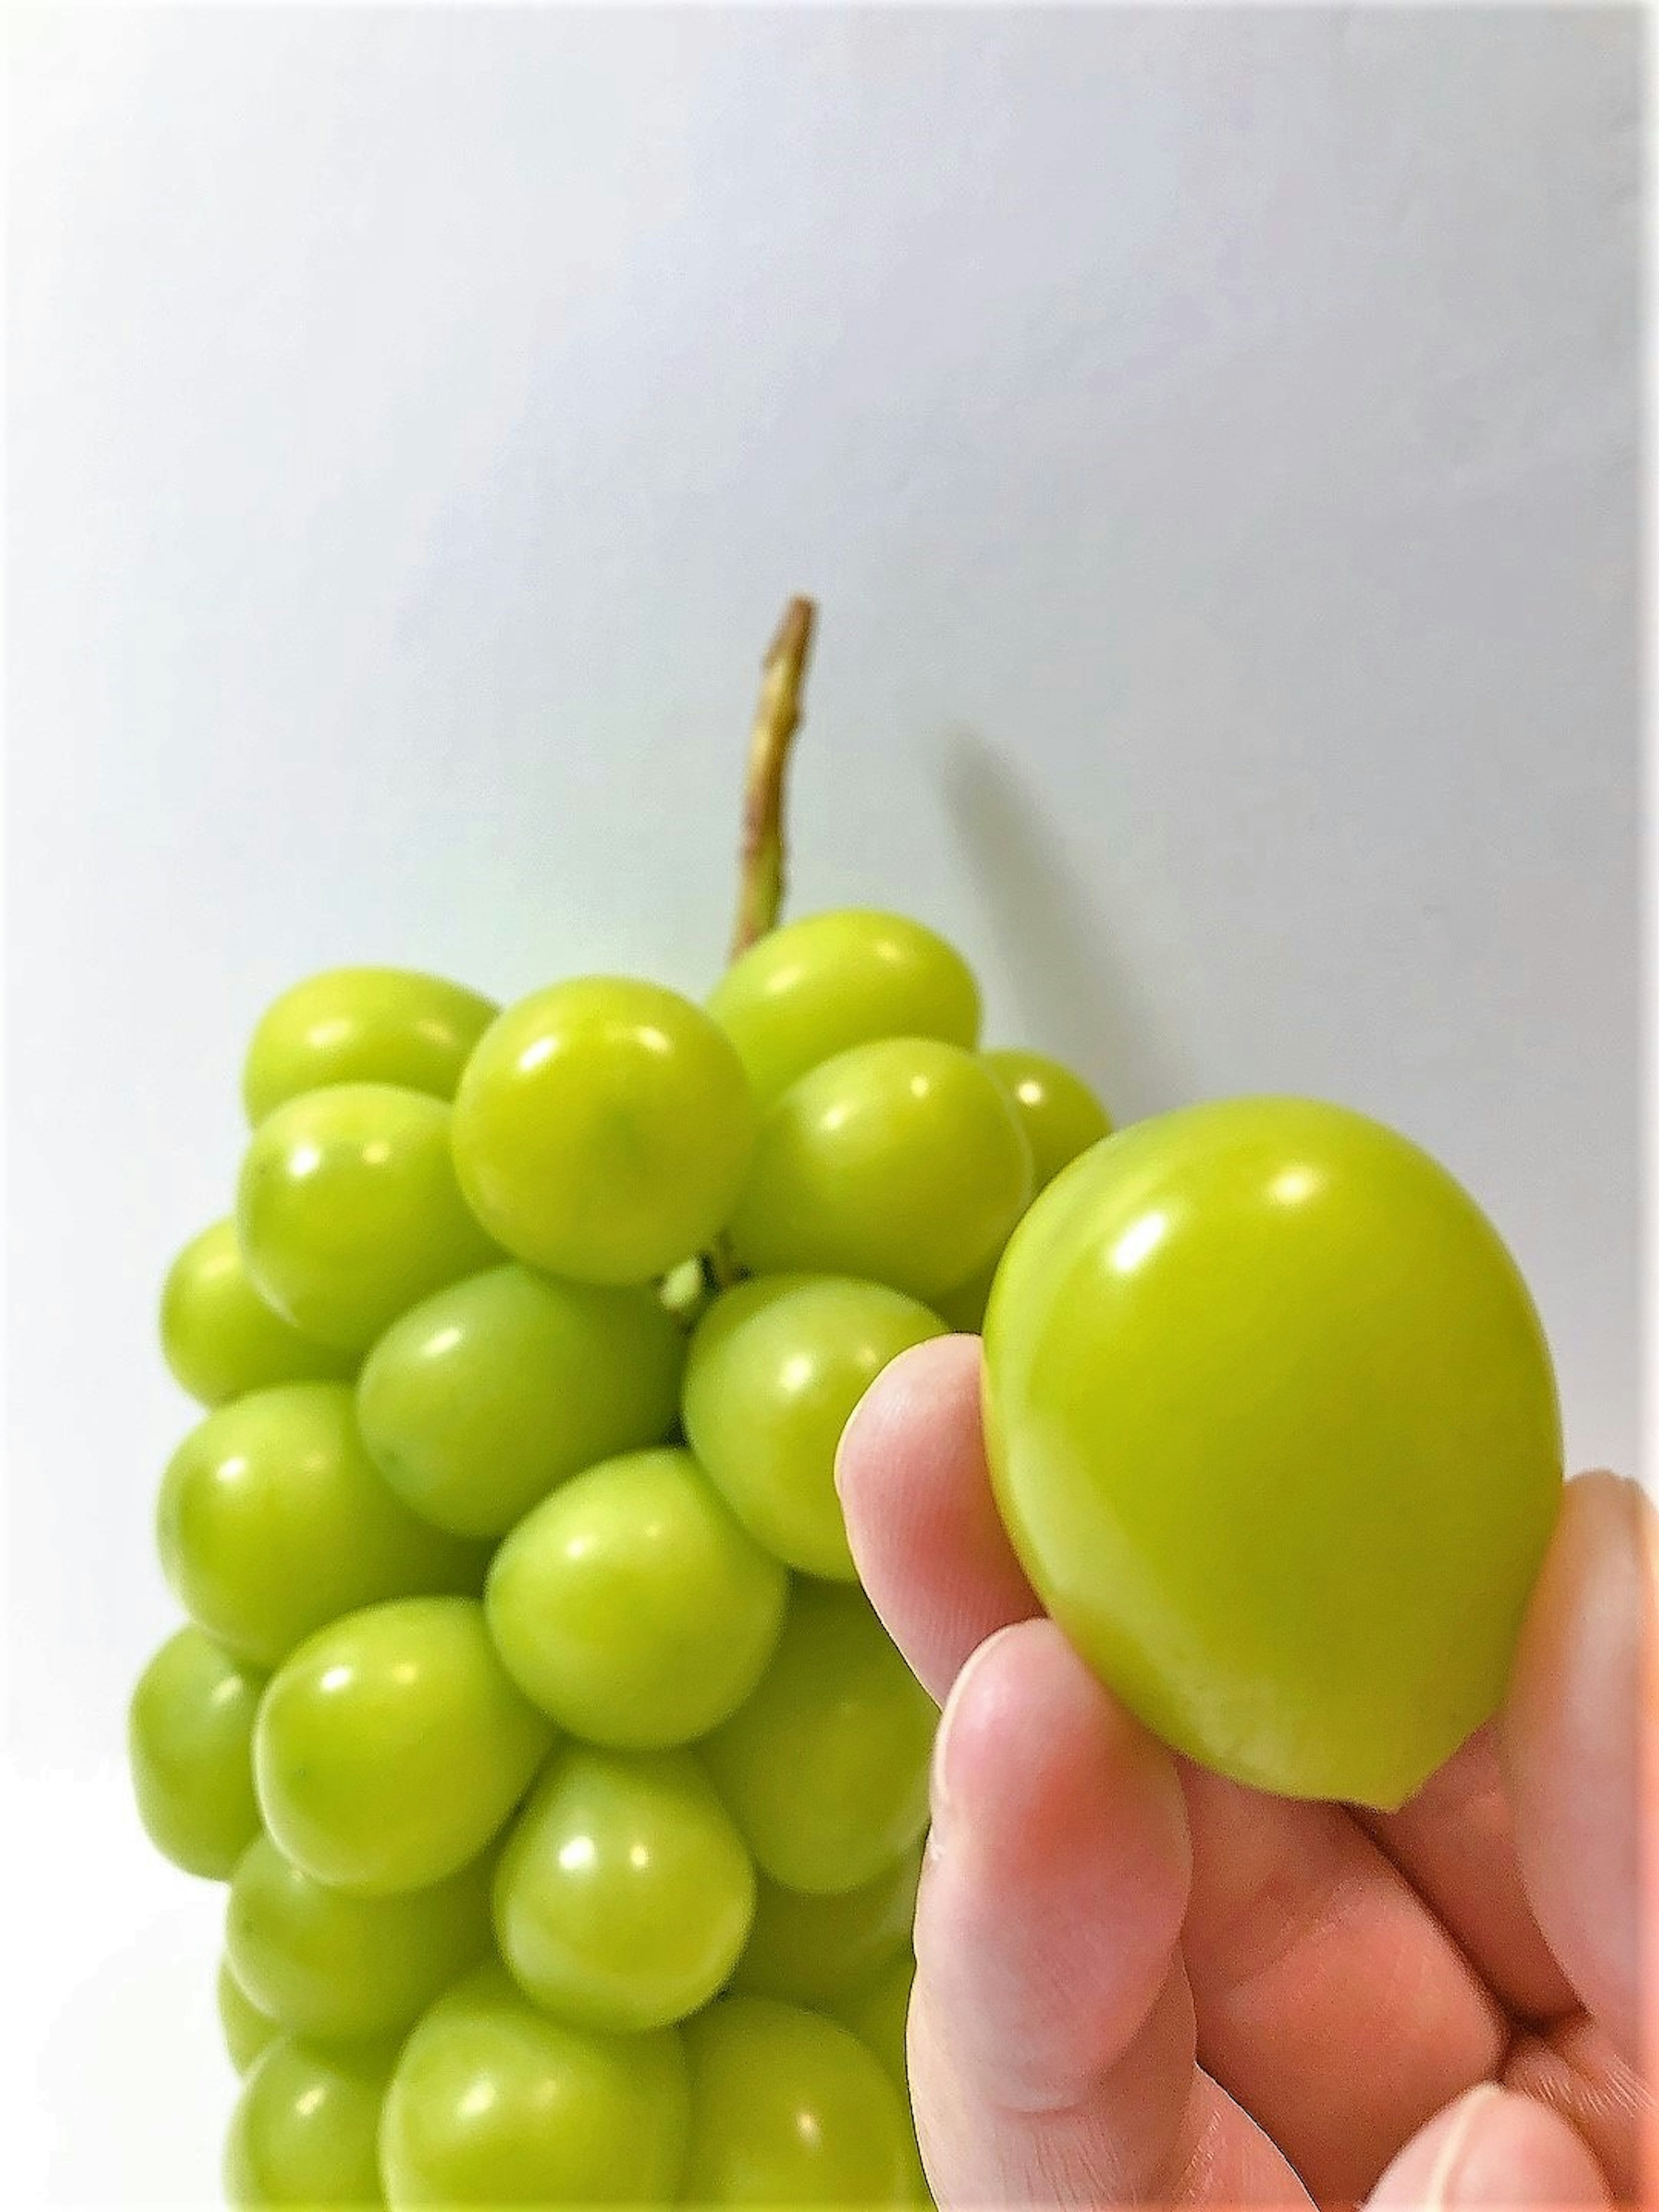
[728,595,817,962]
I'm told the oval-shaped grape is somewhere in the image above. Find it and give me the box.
[357,1265,684,1539]
[128,1625,265,1878]
[225,2033,398,2209]
[708,909,981,1106]
[156,1384,484,1671]
[254,1597,553,1897]
[728,1039,1032,1302]
[225,1833,493,2043]
[702,1583,936,1894]
[237,1084,498,1354]
[731,1843,920,2009]
[379,1964,689,2208]
[983,1046,1112,1189]
[160,1219,356,1407]
[485,1447,787,1747]
[242,966,498,1125]
[985,1096,1564,1809]
[218,1958,280,2077]
[451,977,756,1286]
[683,1275,946,1580]
[682,1995,914,2207]
[494,1744,755,2034]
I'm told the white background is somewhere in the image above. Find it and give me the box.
[7,6,1640,2206]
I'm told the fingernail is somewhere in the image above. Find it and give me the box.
[1422,2083,1504,2207]
[930,1622,1024,1835]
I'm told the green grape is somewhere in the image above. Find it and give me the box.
[237,1084,499,1354]
[828,1948,915,2095]
[984,1096,1564,1809]
[494,1743,755,2033]
[658,1254,713,1330]
[379,1962,689,2207]
[683,1275,946,1580]
[225,2033,398,2207]
[682,1994,914,2207]
[702,1583,936,1894]
[242,966,498,1125]
[708,909,981,1107]
[484,1447,787,1747]
[156,1383,484,1671]
[982,1046,1112,1189]
[225,1833,493,2042]
[218,1957,280,2076]
[357,1265,684,1540]
[127,1625,265,1878]
[930,1254,998,1335]
[254,1597,553,1897]
[731,1843,920,2009]
[160,1219,356,1406]
[450,977,756,1286]
[727,1039,1033,1303]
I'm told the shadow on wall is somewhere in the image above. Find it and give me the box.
[939,728,1198,1127]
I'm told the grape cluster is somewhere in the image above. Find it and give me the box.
[128,912,1111,2209]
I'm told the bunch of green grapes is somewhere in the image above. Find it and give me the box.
[130,915,1113,2210]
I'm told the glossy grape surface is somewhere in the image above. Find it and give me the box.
[728,1039,1032,1302]
[357,1265,683,1539]
[224,2033,397,2207]
[218,1958,279,2077]
[237,1084,499,1354]
[225,1833,493,2042]
[451,978,756,1285]
[731,1843,920,2009]
[985,1096,1564,1808]
[485,1448,787,1746]
[161,1219,356,1406]
[242,966,498,1125]
[254,1597,553,1896]
[682,1995,913,2207]
[702,1583,936,1894]
[128,1626,265,1878]
[683,1276,946,1580]
[830,1949,915,2095]
[494,1744,755,2033]
[156,1383,483,1671]
[983,1047,1112,1189]
[379,1963,689,2207]
[708,909,980,1106]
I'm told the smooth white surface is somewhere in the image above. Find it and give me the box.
[6,6,1639,2205]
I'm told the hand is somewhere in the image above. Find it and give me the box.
[836,1335,1651,2207]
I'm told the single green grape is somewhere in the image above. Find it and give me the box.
[127,1625,265,1878]
[658,1254,714,1330]
[681,1994,914,2207]
[683,1275,946,1580]
[982,1046,1112,1189]
[218,1958,280,2076]
[225,1833,493,2042]
[254,1596,554,1897]
[701,1582,936,1894]
[829,1948,915,2095]
[242,966,498,1125]
[450,977,756,1286]
[156,1383,484,1671]
[484,1447,787,1747]
[730,1843,920,2009]
[708,909,981,1107]
[984,1096,1565,1809]
[379,1963,690,2208]
[224,2033,398,2208]
[160,1219,356,1406]
[494,1743,755,2034]
[237,1084,499,1354]
[357,1264,684,1539]
[727,1039,1033,1303]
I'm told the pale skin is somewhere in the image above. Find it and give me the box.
[836,1335,1652,2209]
